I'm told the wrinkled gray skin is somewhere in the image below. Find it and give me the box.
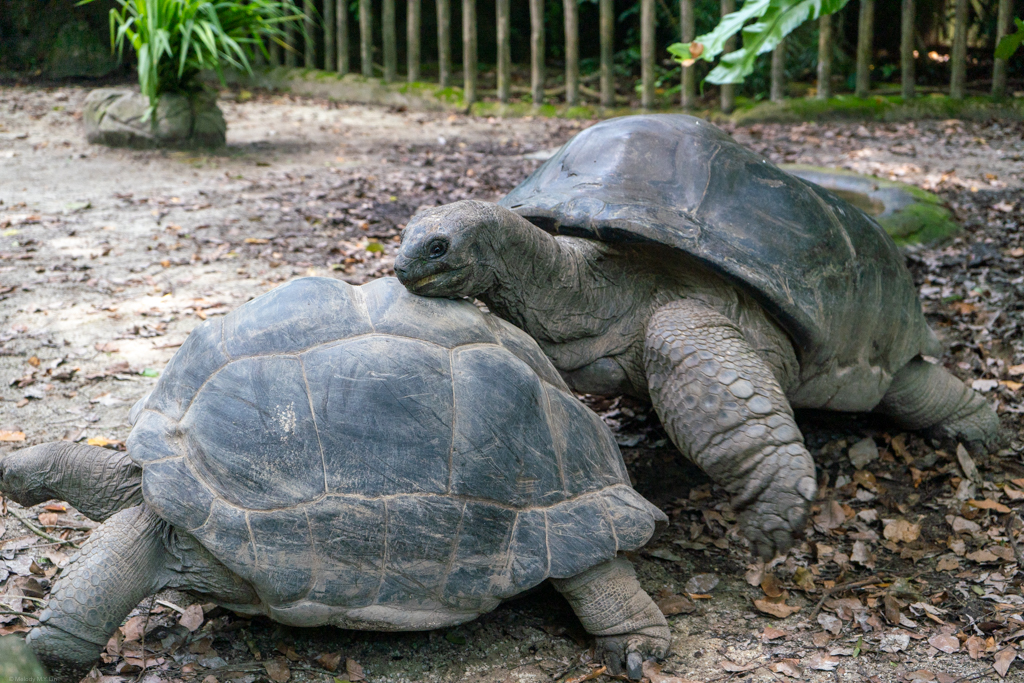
[0,277,669,681]
[394,117,1000,560]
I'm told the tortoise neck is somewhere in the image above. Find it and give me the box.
[479,211,610,344]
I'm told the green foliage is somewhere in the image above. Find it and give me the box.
[668,0,849,84]
[79,0,303,117]
[995,17,1024,61]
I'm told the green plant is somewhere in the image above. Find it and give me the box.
[995,17,1024,61]
[668,0,849,84]
[80,0,303,117]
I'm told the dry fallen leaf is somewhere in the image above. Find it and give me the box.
[346,658,366,682]
[928,633,959,654]
[883,518,921,543]
[817,612,842,635]
[993,648,1017,678]
[966,549,1000,563]
[770,659,803,679]
[804,653,840,671]
[0,430,26,441]
[264,658,291,683]
[966,635,985,659]
[179,604,204,632]
[720,659,759,673]
[761,573,784,598]
[754,596,801,618]
[956,443,981,482]
[685,573,719,594]
[656,591,696,616]
[813,500,847,531]
[316,652,342,672]
[761,627,786,641]
[936,557,959,572]
[968,498,1011,514]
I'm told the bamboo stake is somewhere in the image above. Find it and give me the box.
[992,0,1013,97]
[599,0,613,107]
[720,0,734,113]
[463,0,477,103]
[338,0,350,73]
[383,0,397,81]
[680,0,695,108]
[564,0,579,106]
[408,0,421,81]
[437,0,451,87]
[360,0,373,76]
[304,0,316,67]
[817,13,831,99]
[530,0,545,105]
[497,0,511,102]
[770,37,785,102]
[640,0,655,109]
[949,0,969,99]
[855,0,874,97]
[901,0,915,99]
[325,0,336,70]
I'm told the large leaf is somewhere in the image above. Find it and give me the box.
[668,0,850,85]
[995,17,1024,61]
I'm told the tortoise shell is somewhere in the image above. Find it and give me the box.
[499,115,935,407]
[126,277,664,627]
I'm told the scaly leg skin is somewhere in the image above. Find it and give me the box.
[0,442,142,522]
[28,505,169,678]
[878,358,1002,452]
[643,300,817,559]
[551,556,670,680]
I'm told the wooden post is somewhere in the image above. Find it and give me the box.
[497,0,511,102]
[325,0,336,71]
[949,0,968,99]
[286,21,298,66]
[720,0,734,113]
[992,0,1013,97]
[564,0,579,106]
[680,0,695,109]
[304,0,316,67]
[770,38,785,103]
[599,0,613,107]
[855,0,874,97]
[437,0,451,87]
[383,0,397,81]
[337,0,350,73]
[900,0,914,99]
[360,0,373,76]
[463,0,477,103]
[408,0,421,81]
[530,0,545,105]
[817,13,831,99]
[640,0,654,109]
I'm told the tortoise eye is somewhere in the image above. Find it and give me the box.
[428,239,448,259]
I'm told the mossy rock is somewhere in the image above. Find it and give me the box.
[781,164,960,246]
[43,20,116,79]
[83,88,226,149]
[0,636,48,683]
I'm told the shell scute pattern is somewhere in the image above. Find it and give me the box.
[134,277,664,613]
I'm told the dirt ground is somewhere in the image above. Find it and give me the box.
[2,85,1024,683]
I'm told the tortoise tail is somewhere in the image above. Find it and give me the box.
[0,442,142,522]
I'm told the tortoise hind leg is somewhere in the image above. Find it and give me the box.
[878,358,1002,451]
[0,442,142,522]
[551,556,669,680]
[643,300,817,559]
[28,505,169,674]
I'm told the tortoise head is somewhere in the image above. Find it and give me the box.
[396,200,505,298]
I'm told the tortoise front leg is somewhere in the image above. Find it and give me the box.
[28,505,169,674]
[643,300,817,559]
[551,556,670,680]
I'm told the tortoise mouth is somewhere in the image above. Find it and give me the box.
[405,265,469,296]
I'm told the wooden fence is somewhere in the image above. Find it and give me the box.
[270,0,1019,110]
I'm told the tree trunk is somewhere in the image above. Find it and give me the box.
[407,0,421,81]
[530,0,545,105]
[599,0,614,107]
[564,0,579,106]
[720,0,735,113]
[900,0,914,99]
[680,0,695,109]
[816,13,831,99]
[383,0,397,81]
[286,21,298,67]
[640,0,654,109]
[770,38,785,103]
[325,0,337,71]
[992,0,1013,97]
[304,0,316,67]
[337,0,350,73]
[360,0,373,77]
[855,0,874,97]
[437,0,451,87]
[497,0,511,101]
[949,0,969,99]
[463,0,477,103]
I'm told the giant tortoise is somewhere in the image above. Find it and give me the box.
[0,277,669,679]
[395,114,1000,559]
